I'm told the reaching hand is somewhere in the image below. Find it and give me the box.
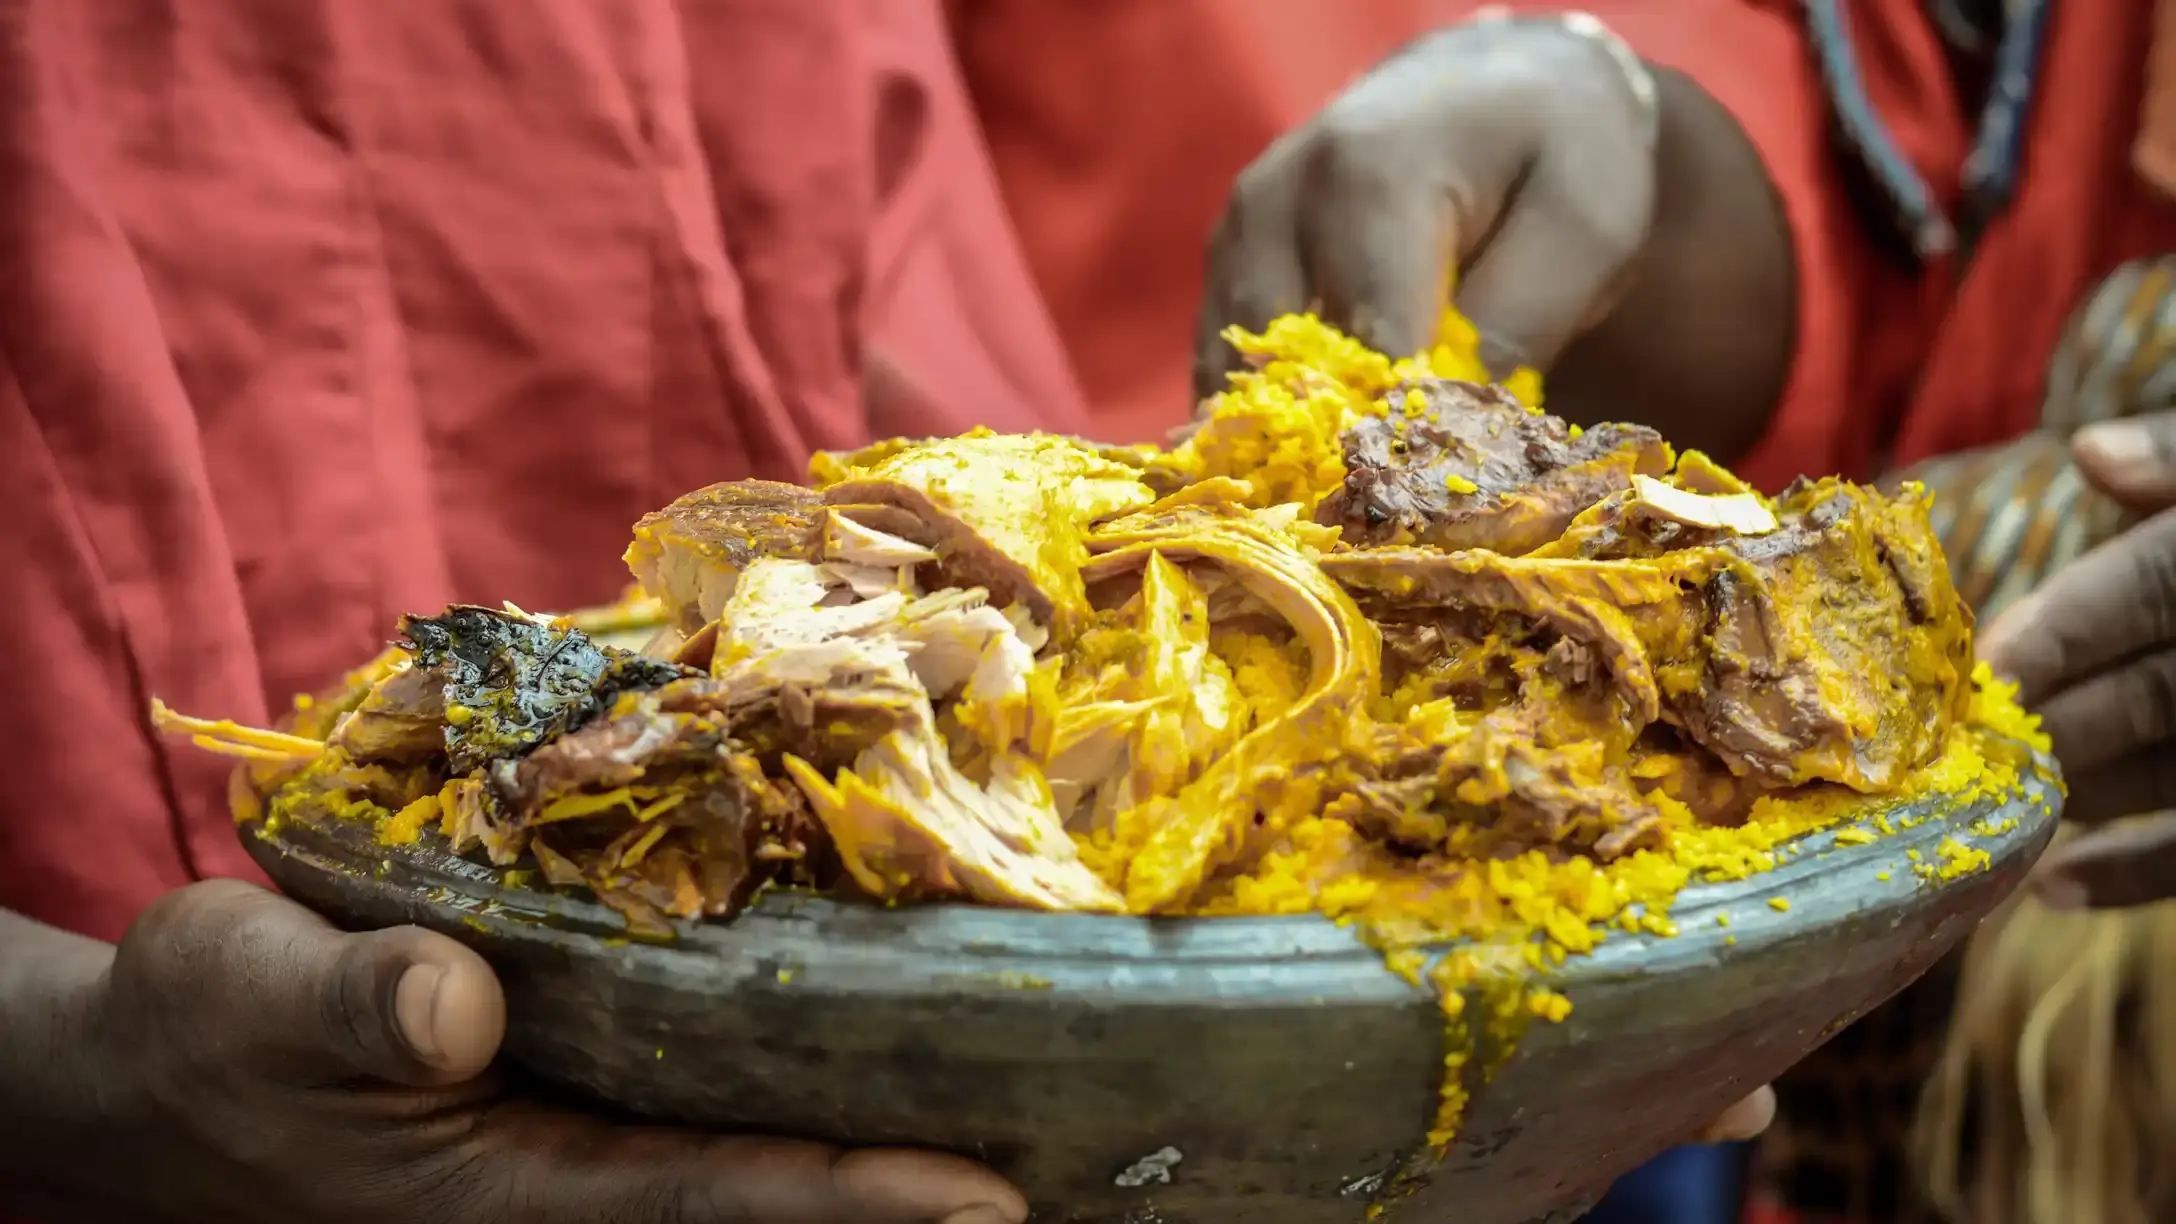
[1191,11,1792,460]
[70,880,1022,1224]
[1193,13,1661,398]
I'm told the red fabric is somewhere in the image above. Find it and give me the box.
[964,0,2176,492]
[952,0,1464,446]
[0,0,1083,945]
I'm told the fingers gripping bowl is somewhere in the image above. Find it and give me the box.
[161,315,2060,1224]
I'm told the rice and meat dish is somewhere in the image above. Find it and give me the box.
[156,313,2023,1027]
[156,312,2040,1147]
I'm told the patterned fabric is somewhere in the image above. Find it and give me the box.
[1804,0,1958,258]
[1916,255,2176,612]
[1755,256,2172,1223]
[1803,0,2050,261]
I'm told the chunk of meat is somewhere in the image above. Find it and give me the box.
[489,696,727,819]
[1331,681,1668,864]
[624,480,824,634]
[1321,548,1719,726]
[473,694,828,934]
[1044,552,1245,829]
[328,664,447,765]
[1683,478,1973,790]
[821,432,1154,636]
[1317,379,1672,555]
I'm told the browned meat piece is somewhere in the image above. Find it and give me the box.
[488,691,726,818]
[1682,478,1973,790]
[475,685,833,934]
[1321,548,1718,725]
[1317,379,1672,555]
[624,480,824,634]
[327,664,447,764]
[1324,478,1972,793]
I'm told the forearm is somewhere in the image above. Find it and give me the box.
[0,908,119,1210]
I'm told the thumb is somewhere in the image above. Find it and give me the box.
[152,881,505,1086]
[2074,415,2176,511]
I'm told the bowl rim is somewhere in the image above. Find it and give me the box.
[248,735,2061,1008]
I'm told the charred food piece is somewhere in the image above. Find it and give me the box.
[1318,379,1672,555]
[1323,480,1971,791]
[624,480,824,635]
[399,606,697,773]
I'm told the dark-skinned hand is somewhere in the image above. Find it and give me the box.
[1193,11,1793,460]
[49,880,1023,1224]
[1981,414,2176,910]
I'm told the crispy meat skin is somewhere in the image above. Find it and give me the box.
[1685,478,1972,790]
[624,480,823,634]
[1318,379,1672,555]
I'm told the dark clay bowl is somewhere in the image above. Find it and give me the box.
[245,736,2058,1224]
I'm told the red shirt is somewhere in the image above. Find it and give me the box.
[0,0,1086,944]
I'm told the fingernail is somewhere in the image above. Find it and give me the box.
[2034,872,2088,911]
[2078,420,2158,475]
[393,963,447,1064]
[941,1206,1022,1224]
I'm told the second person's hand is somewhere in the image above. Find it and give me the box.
[1983,413,2176,909]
